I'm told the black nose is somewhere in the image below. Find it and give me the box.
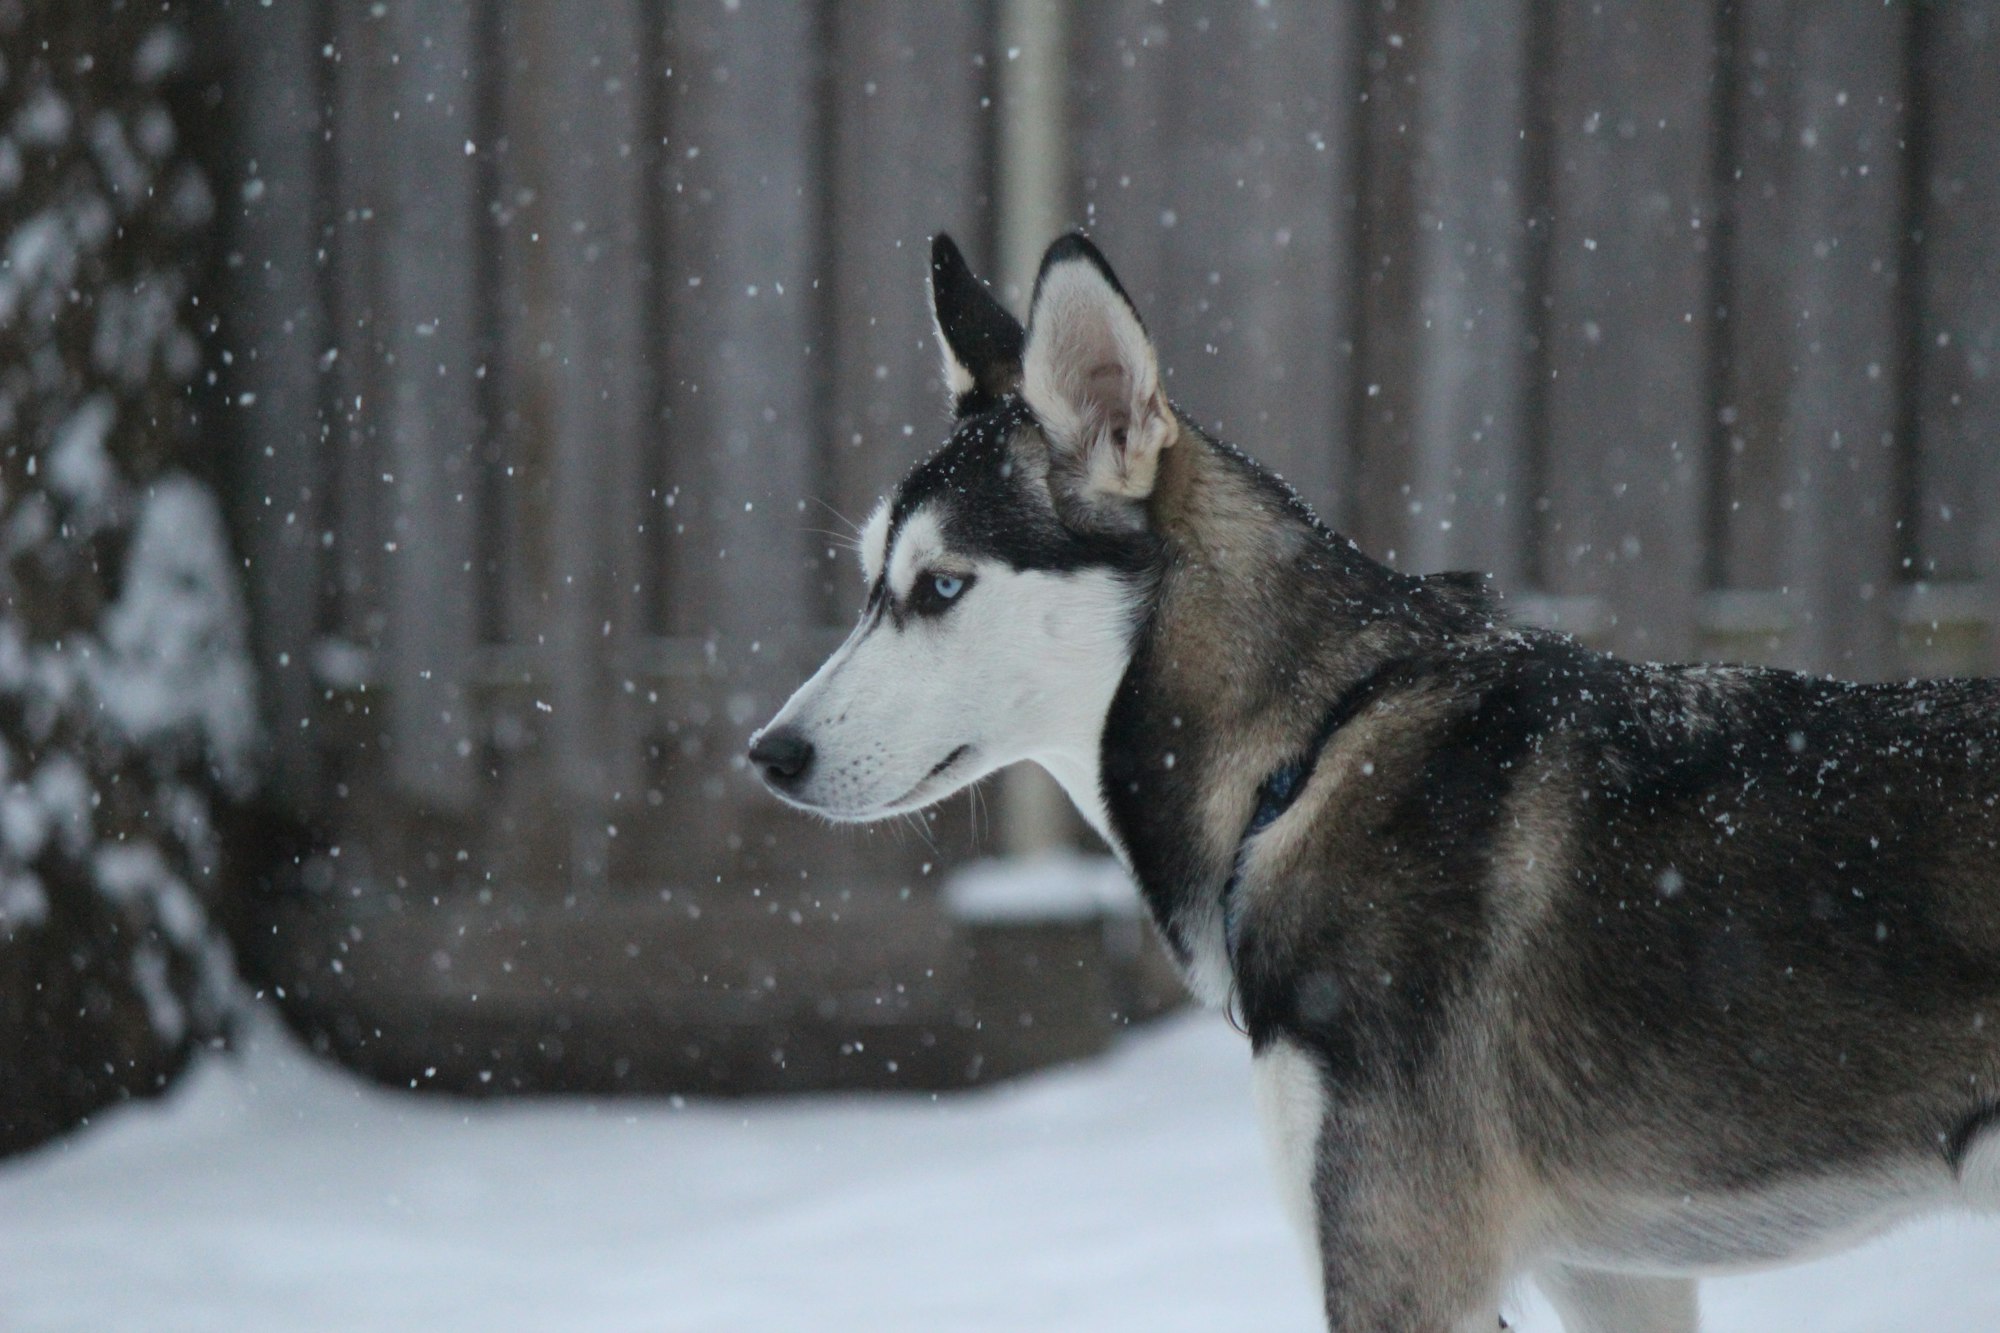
[749,727,815,787]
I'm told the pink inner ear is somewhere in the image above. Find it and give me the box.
[1085,361,1131,447]
[1080,361,1135,463]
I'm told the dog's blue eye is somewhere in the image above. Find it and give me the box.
[911,570,973,616]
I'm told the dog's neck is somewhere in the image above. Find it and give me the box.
[1095,422,1491,1002]
[1142,418,1468,733]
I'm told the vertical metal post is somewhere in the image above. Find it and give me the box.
[996,0,1070,308]
[995,0,1075,857]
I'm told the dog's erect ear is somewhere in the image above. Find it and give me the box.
[1020,233,1176,504]
[930,234,1024,417]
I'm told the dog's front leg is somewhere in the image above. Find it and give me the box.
[1257,1037,1510,1330]
[1312,1174,1511,1332]
[1536,1264,1697,1333]
[1309,1120,1511,1330]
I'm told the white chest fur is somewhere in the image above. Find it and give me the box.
[1253,1038,1328,1292]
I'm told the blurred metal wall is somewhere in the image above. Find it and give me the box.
[218,0,2000,1093]
[1070,0,1999,677]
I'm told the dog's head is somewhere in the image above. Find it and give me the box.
[747,233,1176,830]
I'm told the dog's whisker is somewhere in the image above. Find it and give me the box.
[967,781,988,852]
[810,495,862,536]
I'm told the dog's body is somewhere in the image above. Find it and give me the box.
[751,233,2000,1330]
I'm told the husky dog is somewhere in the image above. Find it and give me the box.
[749,232,2000,1331]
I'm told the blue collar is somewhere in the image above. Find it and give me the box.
[1220,665,1393,958]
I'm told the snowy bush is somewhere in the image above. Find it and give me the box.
[0,3,258,1155]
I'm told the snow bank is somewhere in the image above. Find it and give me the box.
[943,851,1144,923]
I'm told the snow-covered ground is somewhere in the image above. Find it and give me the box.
[3,1010,1999,1331]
